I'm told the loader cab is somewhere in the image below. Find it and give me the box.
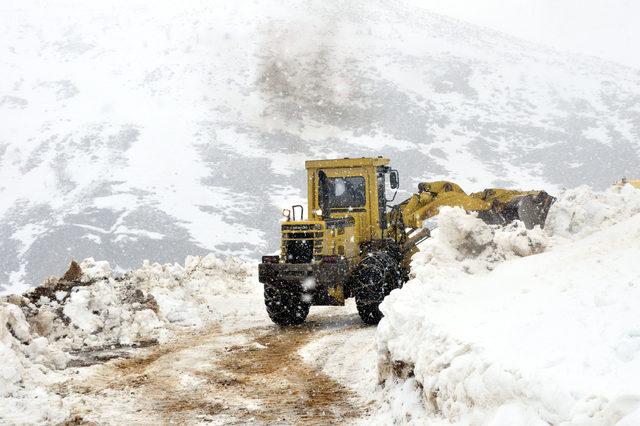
[306,157,396,243]
[317,173,366,213]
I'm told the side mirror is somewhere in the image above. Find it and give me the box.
[390,170,399,189]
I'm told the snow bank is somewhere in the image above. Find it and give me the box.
[377,185,640,425]
[546,184,640,241]
[0,300,70,423]
[10,255,252,355]
[0,254,257,423]
[412,206,548,275]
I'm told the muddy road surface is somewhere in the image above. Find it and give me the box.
[58,308,377,425]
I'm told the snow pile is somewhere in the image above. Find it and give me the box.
[547,184,640,241]
[129,255,257,328]
[10,255,252,356]
[0,254,257,423]
[377,185,640,425]
[0,301,70,423]
[413,206,548,275]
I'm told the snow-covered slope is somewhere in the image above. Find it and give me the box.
[377,184,640,425]
[2,0,640,291]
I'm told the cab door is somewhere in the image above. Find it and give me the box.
[316,167,378,243]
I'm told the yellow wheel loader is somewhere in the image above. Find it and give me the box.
[258,157,555,325]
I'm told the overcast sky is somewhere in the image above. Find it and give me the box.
[413,0,639,69]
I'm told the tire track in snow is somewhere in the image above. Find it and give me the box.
[60,314,366,424]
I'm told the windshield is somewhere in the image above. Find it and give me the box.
[327,176,366,209]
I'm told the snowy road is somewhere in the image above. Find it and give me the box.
[57,303,378,425]
[4,187,640,424]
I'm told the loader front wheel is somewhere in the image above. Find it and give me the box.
[355,296,384,325]
[264,285,310,326]
[353,251,402,325]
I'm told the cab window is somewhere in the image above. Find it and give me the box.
[327,176,366,209]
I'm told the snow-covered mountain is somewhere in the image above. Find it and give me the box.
[1,0,639,291]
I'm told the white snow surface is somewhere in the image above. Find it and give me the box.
[377,184,640,425]
[0,254,260,424]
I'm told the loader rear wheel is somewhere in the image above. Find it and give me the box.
[353,251,403,325]
[264,285,310,326]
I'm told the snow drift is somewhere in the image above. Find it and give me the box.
[0,254,259,424]
[377,184,640,425]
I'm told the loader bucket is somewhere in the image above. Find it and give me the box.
[516,191,555,229]
[477,191,555,229]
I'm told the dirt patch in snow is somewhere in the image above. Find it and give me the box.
[61,318,362,424]
[216,325,361,423]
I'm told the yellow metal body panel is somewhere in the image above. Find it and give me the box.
[305,157,390,170]
[305,157,389,247]
[327,285,344,303]
[615,178,640,189]
[394,180,547,232]
[398,180,491,229]
[469,188,539,203]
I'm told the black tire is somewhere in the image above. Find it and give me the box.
[353,251,403,325]
[356,296,385,325]
[264,285,310,326]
